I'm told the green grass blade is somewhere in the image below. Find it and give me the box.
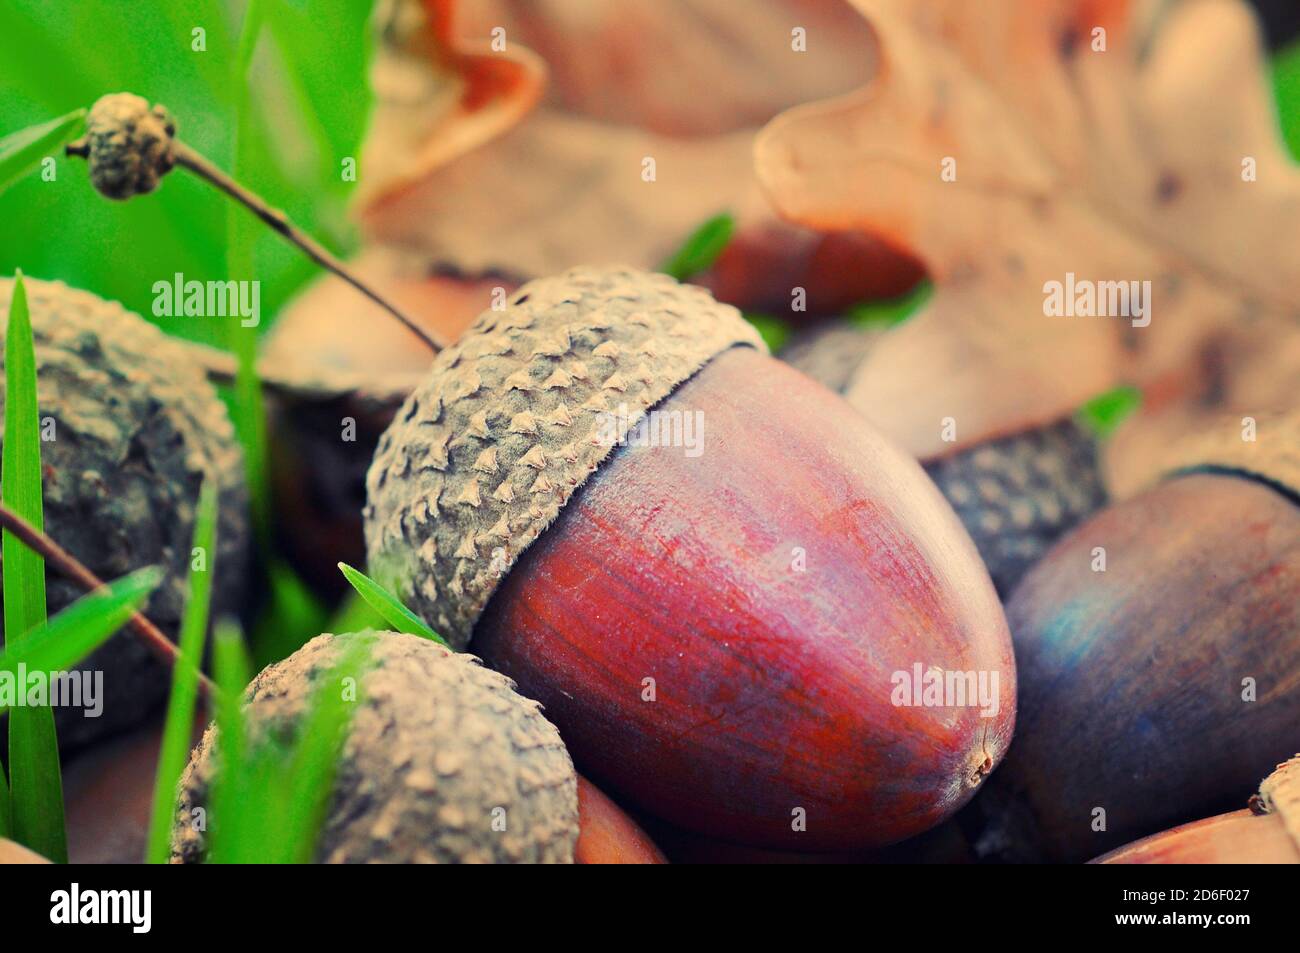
[337,563,447,646]
[278,634,374,863]
[0,110,85,195]
[0,567,161,692]
[207,619,251,864]
[2,269,64,862]
[249,559,328,668]
[659,212,735,281]
[0,756,8,838]
[845,280,933,330]
[144,481,218,864]
[1077,386,1143,439]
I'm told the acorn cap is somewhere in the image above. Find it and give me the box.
[0,276,248,748]
[1152,410,1300,505]
[1254,753,1300,852]
[364,266,766,649]
[172,631,579,864]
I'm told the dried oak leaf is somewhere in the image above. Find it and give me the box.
[355,0,922,318]
[756,0,1300,464]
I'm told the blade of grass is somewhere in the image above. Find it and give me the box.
[0,567,161,693]
[659,212,735,281]
[1077,386,1143,439]
[845,280,933,330]
[278,634,374,863]
[0,110,86,195]
[207,619,251,864]
[337,563,447,646]
[144,480,218,864]
[2,270,65,862]
[0,757,8,839]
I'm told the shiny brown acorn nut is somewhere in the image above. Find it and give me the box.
[364,266,1016,851]
[0,277,249,751]
[1091,754,1300,864]
[173,632,579,864]
[975,426,1300,863]
[781,322,1106,597]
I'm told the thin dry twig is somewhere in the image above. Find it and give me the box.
[0,501,216,699]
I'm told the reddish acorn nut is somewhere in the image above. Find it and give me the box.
[1092,754,1300,864]
[574,776,667,865]
[364,266,1016,851]
[0,838,50,865]
[0,277,249,750]
[782,323,1106,597]
[173,632,579,864]
[973,420,1300,863]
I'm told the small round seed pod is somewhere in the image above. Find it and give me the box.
[172,631,579,863]
[972,416,1300,862]
[0,277,248,750]
[71,92,176,200]
[365,266,1015,851]
[1092,754,1300,864]
[781,322,1107,596]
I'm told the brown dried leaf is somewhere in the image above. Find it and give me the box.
[756,0,1300,461]
[356,0,922,316]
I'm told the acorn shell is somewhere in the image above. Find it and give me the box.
[780,323,1106,597]
[0,277,248,749]
[171,631,579,864]
[364,266,765,649]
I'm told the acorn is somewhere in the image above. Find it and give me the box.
[781,322,1107,597]
[1092,754,1300,864]
[172,631,579,863]
[0,838,49,864]
[364,265,1016,851]
[0,276,249,750]
[970,417,1300,862]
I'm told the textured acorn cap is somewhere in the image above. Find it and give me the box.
[0,276,248,748]
[171,631,579,864]
[364,266,766,649]
[1254,753,1300,852]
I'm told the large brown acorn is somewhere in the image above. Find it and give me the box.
[1092,754,1300,864]
[782,322,1107,598]
[364,265,1016,850]
[970,416,1300,863]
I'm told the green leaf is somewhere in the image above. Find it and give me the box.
[845,280,933,330]
[145,481,218,864]
[278,634,374,862]
[1077,386,1142,439]
[337,563,447,647]
[2,269,65,862]
[659,212,735,281]
[0,110,85,195]
[207,619,252,864]
[0,567,161,691]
